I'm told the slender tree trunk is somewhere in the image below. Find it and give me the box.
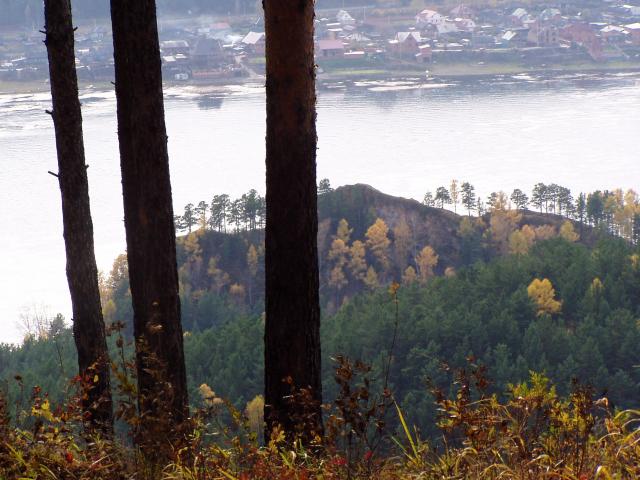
[263,0,323,442]
[43,0,113,432]
[110,0,189,455]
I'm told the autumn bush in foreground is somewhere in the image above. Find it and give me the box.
[1,357,639,479]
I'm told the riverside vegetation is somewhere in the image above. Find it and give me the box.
[2,183,640,478]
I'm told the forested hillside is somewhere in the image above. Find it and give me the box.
[107,182,622,334]
[3,185,639,439]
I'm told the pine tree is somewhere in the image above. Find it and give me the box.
[318,178,333,195]
[209,194,230,232]
[43,0,112,431]
[263,0,323,443]
[110,0,188,456]
[435,187,452,209]
[423,191,435,207]
[461,182,476,216]
[510,189,529,211]
[195,200,208,230]
[182,203,197,233]
[531,183,547,213]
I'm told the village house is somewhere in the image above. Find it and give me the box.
[388,31,422,58]
[501,29,528,47]
[336,10,356,26]
[625,23,640,44]
[454,18,476,32]
[527,21,559,46]
[600,25,628,44]
[510,8,531,27]
[190,37,227,69]
[241,32,266,55]
[316,39,345,58]
[319,22,344,40]
[345,32,370,44]
[436,22,460,38]
[560,22,597,44]
[160,40,190,57]
[416,9,446,27]
[539,8,562,24]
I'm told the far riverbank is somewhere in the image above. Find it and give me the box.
[3,60,640,96]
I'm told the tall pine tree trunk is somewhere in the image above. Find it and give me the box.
[110,0,189,455]
[263,0,323,442]
[43,0,113,432]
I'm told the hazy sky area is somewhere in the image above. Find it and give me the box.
[1,74,640,343]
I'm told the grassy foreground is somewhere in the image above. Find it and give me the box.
[1,358,639,479]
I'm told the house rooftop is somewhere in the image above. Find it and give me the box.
[317,39,345,50]
[242,32,265,45]
[396,32,422,43]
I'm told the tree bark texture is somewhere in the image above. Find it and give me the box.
[43,0,113,432]
[263,0,323,442]
[110,0,189,451]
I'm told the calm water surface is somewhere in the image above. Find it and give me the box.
[1,72,640,342]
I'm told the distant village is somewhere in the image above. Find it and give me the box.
[2,2,640,84]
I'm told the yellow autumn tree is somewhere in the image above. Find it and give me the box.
[527,278,562,317]
[245,395,265,439]
[509,224,537,255]
[450,179,459,213]
[534,225,556,241]
[328,237,350,295]
[348,240,368,281]
[363,266,379,291]
[199,383,223,407]
[246,244,260,305]
[329,263,348,292]
[335,218,352,243]
[229,283,246,306]
[559,221,579,242]
[490,207,522,255]
[366,218,391,275]
[416,245,438,283]
[402,266,417,284]
[181,231,205,284]
[508,228,532,255]
[490,191,509,211]
[247,244,259,278]
[393,218,413,271]
[208,256,230,294]
[521,224,536,244]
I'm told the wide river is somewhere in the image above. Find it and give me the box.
[1,72,640,342]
